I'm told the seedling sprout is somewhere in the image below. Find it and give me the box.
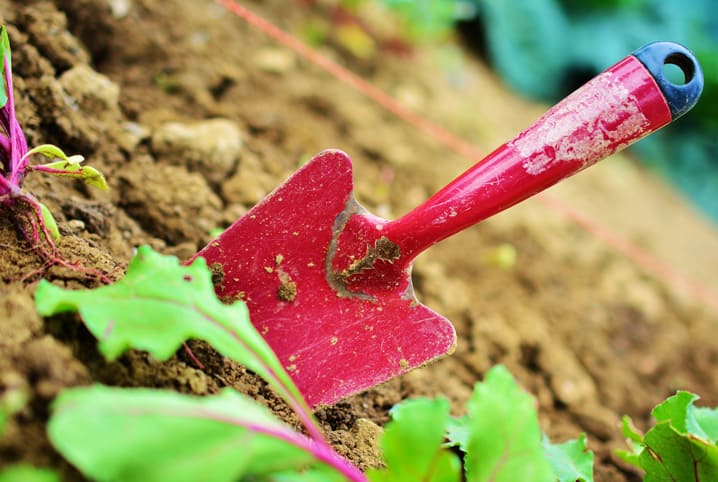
[0,26,108,282]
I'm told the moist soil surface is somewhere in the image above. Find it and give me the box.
[1,1,717,480]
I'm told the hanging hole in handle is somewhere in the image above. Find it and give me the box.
[633,41,704,120]
[663,52,695,86]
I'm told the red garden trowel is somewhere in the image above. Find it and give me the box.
[192,42,702,407]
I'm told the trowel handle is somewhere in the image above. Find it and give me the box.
[384,42,703,261]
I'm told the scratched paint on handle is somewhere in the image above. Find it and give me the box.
[510,71,650,176]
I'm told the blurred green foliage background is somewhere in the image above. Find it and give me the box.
[372,0,718,221]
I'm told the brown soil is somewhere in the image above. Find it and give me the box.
[1,1,717,480]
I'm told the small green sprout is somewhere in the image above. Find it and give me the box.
[0,26,108,281]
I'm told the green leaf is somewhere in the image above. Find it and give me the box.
[48,385,327,482]
[272,466,349,482]
[695,407,718,443]
[36,161,108,190]
[38,202,61,242]
[208,227,225,239]
[640,422,718,482]
[652,391,697,432]
[464,365,554,482]
[34,246,303,408]
[25,144,107,190]
[653,391,716,443]
[543,433,594,482]
[23,144,76,162]
[1,26,10,64]
[0,26,10,109]
[447,386,593,481]
[0,465,60,482]
[445,414,469,451]
[0,407,6,436]
[614,415,644,468]
[367,397,461,482]
[620,415,644,444]
[618,392,718,479]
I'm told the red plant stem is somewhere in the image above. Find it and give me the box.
[0,132,9,154]
[4,55,20,184]
[0,173,21,195]
[193,409,367,482]
[198,303,328,445]
[182,342,205,370]
[241,423,367,482]
[21,194,55,244]
[13,193,113,285]
[31,165,82,176]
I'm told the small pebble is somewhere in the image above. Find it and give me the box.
[151,118,243,185]
[108,0,131,19]
[68,219,86,231]
[253,48,296,75]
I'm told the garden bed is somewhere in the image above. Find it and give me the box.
[1,1,716,480]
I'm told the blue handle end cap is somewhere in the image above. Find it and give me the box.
[633,42,703,120]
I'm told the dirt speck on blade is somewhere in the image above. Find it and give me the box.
[343,236,401,277]
[277,278,297,302]
[0,1,716,481]
[209,262,224,288]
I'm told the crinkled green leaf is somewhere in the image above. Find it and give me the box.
[48,385,325,482]
[367,397,460,482]
[448,369,592,481]
[615,415,644,468]
[464,365,554,482]
[34,246,303,408]
[619,392,718,479]
[620,415,644,444]
[543,433,594,482]
[38,202,61,242]
[653,391,718,443]
[652,391,698,433]
[643,391,718,480]
[0,465,60,482]
[640,422,718,482]
[694,406,718,443]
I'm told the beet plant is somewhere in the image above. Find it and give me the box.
[35,246,595,482]
[0,26,108,280]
